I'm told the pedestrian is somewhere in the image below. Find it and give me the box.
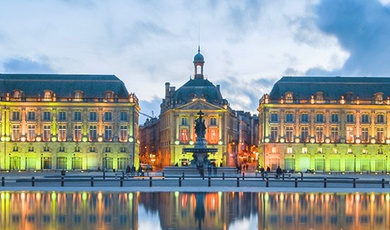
[276,166,282,179]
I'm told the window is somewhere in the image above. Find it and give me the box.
[300,127,309,142]
[377,114,385,123]
[120,147,127,153]
[331,127,339,143]
[361,114,369,123]
[285,92,293,103]
[43,125,51,142]
[105,147,111,152]
[12,146,18,152]
[346,127,354,143]
[377,128,385,143]
[27,125,35,141]
[105,91,114,100]
[270,127,278,142]
[286,147,293,154]
[58,125,67,142]
[89,125,97,141]
[120,112,127,121]
[374,92,383,104]
[28,146,34,152]
[181,117,188,126]
[89,147,96,152]
[74,146,80,152]
[74,91,83,101]
[270,113,278,122]
[316,127,324,143]
[285,127,293,142]
[315,92,324,103]
[331,114,339,123]
[302,147,308,154]
[27,111,35,121]
[209,129,218,144]
[346,114,354,123]
[58,111,66,121]
[74,111,82,121]
[104,112,112,121]
[285,113,294,123]
[43,146,49,152]
[119,125,128,142]
[361,127,369,143]
[12,111,20,121]
[12,125,20,141]
[89,111,97,121]
[73,125,81,142]
[180,129,189,143]
[104,125,113,141]
[43,90,51,100]
[13,90,22,100]
[59,146,65,152]
[301,114,309,123]
[316,114,324,123]
[210,117,217,126]
[43,111,51,121]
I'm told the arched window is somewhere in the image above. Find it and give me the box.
[43,90,52,101]
[105,91,114,102]
[74,90,84,101]
[12,90,22,101]
[374,92,383,104]
[285,92,293,103]
[315,92,324,103]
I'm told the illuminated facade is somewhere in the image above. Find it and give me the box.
[157,48,239,167]
[259,76,390,173]
[0,74,140,171]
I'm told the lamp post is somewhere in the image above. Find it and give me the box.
[8,153,11,171]
[103,153,107,180]
[41,153,43,172]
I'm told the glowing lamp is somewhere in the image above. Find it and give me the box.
[386,139,390,144]
[36,136,41,142]
[98,137,103,142]
[5,137,10,142]
[218,140,223,145]
[51,137,57,142]
[310,137,315,143]
[189,140,194,145]
[264,138,270,143]
[371,139,376,144]
[355,138,361,144]
[174,140,180,145]
[82,137,88,142]
[325,138,330,144]
[21,136,26,142]
[128,137,134,143]
[295,138,300,143]
[279,137,285,143]
[1,137,5,141]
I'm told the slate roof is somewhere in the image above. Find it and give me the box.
[0,74,129,98]
[172,78,224,105]
[269,76,390,100]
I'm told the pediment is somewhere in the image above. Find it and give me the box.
[177,99,223,111]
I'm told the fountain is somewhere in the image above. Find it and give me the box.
[183,110,217,171]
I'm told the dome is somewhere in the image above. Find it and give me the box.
[193,52,204,63]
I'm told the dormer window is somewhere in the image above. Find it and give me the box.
[374,92,383,104]
[12,90,22,101]
[105,91,114,102]
[285,92,293,103]
[74,90,84,101]
[315,92,324,103]
[43,90,52,101]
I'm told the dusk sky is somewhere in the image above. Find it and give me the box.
[1,0,390,123]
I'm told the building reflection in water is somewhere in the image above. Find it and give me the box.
[0,191,389,230]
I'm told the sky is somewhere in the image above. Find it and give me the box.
[1,0,390,123]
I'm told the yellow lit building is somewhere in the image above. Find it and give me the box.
[0,74,139,171]
[259,76,390,173]
[158,48,239,168]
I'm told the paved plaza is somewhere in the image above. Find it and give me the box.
[1,169,390,193]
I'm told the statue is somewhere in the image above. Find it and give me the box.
[195,110,206,138]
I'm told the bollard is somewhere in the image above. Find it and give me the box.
[300,172,303,181]
[149,177,152,187]
[91,177,94,187]
[208,177,211,187]
[242,173,245,180]
[182,172,185,179]
[324,178,327,188]
[222,172,225,180]
[382,178,385,188]
[236,177,240,187]
[32,177,35,187]
[61,176,64,187]
[1,177,4,187]
[266,178,269,187]
[295,177,298,187]
[282,173,285,180]
[179,177,182,187]
[162,172,165,178]
[120,177,124,187]
[353,178,356,188]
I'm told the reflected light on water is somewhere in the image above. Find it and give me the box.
[1,191,390,229]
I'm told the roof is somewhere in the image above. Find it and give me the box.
[0,74,129,98]
[269,76,390,100]
[172,78,224,105]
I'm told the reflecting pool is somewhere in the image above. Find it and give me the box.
[0,191,389,230]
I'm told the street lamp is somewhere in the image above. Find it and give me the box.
[8,153,11,171]
[41,153,43,172]
[103,154,107,180]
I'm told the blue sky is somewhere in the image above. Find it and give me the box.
[1,0,390,122]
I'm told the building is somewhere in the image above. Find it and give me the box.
[158,47,239,168]
[258,76,390,173]
[0,74,140,171]
[139,117,160,167]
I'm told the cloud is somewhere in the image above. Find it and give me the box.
[316,0,390,75]
[3,58,55,73]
